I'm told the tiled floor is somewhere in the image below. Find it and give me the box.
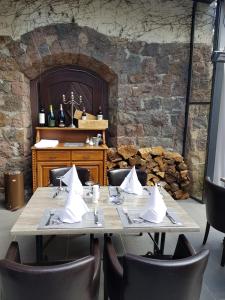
[0,199,225,300]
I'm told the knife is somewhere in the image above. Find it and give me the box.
[166,211,177,224]
[52,189,59,198]
[94,207,99,225]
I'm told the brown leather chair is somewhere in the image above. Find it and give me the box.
[107,168,147,186]
[103,234,209,300]
[49,166,90,186]
[0,238,100,300]
[203,176,225,266]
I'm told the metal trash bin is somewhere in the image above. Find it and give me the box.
[4,171,24,211]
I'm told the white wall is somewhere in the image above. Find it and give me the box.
[0,0,214,43]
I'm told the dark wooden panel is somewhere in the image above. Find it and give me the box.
[31,65,108,129]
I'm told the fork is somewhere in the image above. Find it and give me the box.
[122,207,133,224]
[45,211,54,226]
[166,211,177,224]
[94,207,102,226]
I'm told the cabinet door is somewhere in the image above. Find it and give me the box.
[72,161,103,185]
[37,161,71,187]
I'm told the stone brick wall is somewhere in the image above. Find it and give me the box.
[0,22,212,201]
[0,37,33,200]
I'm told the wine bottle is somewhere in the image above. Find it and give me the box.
[58,104,66,127]
[48,104,56,127]
[38,106,45,127]
[97,106,103,120]
[81,107,87,120]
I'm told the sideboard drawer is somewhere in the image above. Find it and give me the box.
[37,151,71,161]
[71,150,103,161]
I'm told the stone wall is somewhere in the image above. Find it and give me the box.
[0,37,32,200]
[0,0,213,44]
[0,0,214,201]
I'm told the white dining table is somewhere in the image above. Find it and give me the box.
[11,186,200,261]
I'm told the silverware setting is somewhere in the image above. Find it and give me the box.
[52,190,60,198]
[94,207,102,226]
[122,207,133,224]
[166,211,177,224]
[45,211,54,226]
[108,186,123,205]
[132,217,152,224]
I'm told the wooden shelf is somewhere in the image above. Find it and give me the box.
[35,127,107,144]
[32,127,108,191]
[36,127,107,131]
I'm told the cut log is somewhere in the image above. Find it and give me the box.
[128,155,146,167]
[152,166,160,173]
[178,162,188,171]
[180,170,189,180]
[152,176,160,184]
[170,182,180,192]
[117,145,138,160]
[156,171,165,178]
[149,146,164,156]
[128,156,137,166]
[117,161,128,168]
[164,173,177,184]
[106,161,117,169]
[166,165,176,174]
[107,148,123,162]
[164,184,171,191]
[154,156,166,171]
[173,190,189,200]
[146,159,158,170]
[148,181,155,186]
[147,173,158,181]
[138,148,152,160]
[163,159,175,165]
[106,146,190,200]
[180,181,191,189]
[164,151,183,163]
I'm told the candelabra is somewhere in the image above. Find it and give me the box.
[62,92,83,128]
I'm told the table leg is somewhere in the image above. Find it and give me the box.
[154,233,159,254]
[148,233,160,255]
[159,232,166,254]
[36,235,43,263]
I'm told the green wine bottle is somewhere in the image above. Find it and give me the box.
[48,104,56,127]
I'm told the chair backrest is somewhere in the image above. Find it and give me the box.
[104,234,209,300]
[107,168,147,186]
[0,256,95,300]
[204,177,225,233]
[122,249,208,300]
[49,166,90,186]
[0,238,101,300]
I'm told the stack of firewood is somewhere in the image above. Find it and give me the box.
[107,145,190,200]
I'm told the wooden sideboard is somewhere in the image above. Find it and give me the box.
[32,127,108,191]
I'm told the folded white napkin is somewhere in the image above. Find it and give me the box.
[120,166,143,195]
[57,180,89,223]
[139,185,167,223]
[34,139,59,148]
[62,165,83,196]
